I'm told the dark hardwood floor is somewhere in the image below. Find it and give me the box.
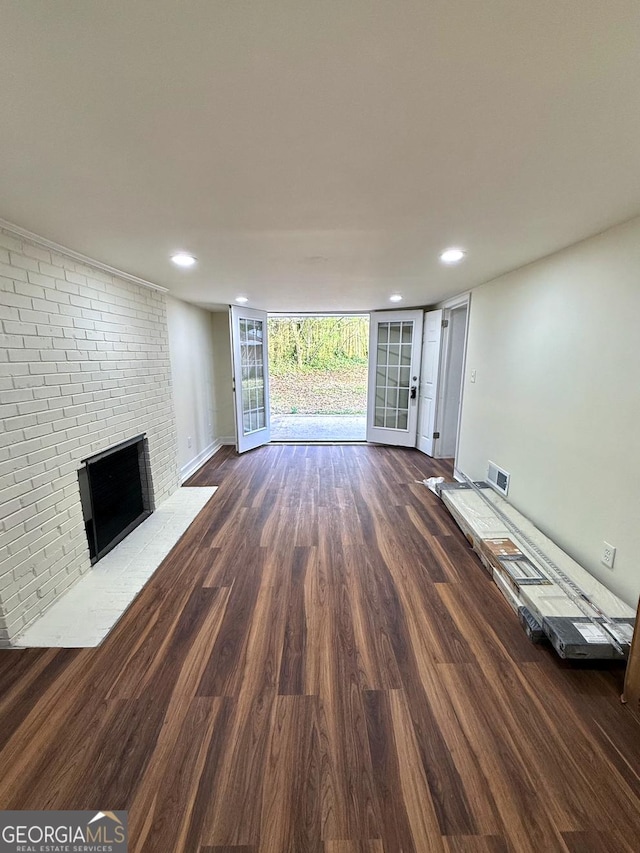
[0,444,638,852]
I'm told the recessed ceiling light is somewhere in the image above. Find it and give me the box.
[171,252,197,268]
[439,247,466,264]
[389,294,403,303]
[235,296,249,304]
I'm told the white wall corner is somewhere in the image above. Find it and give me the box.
[179,440,224,483]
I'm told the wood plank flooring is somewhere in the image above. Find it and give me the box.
[0,444,639,852]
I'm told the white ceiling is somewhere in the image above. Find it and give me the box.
[1,1,639,312]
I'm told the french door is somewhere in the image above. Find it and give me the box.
[230,306,271,453]
[366,310,424,447]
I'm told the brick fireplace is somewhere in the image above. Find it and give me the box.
[0,226,179,646]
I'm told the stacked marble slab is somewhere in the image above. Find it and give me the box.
[437,482,635,660]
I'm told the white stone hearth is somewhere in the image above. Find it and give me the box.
[14,486,217,648]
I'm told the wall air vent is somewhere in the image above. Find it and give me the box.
[487,461,510,496]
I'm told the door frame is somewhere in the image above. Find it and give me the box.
[433,292,471,465]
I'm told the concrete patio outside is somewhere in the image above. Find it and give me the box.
[271,414,366,441]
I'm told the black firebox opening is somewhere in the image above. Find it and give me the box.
[78,434,153,564]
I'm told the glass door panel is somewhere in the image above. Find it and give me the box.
[366,310,424,447]
[231,307,271,453]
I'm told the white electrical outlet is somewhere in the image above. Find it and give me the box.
[601,541,616,569]
[187,436,192,449]
[470,369,477,383]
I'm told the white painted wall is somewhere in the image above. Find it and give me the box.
[210,311,235,443]
[457,216,640,608]
[166,299,233,481]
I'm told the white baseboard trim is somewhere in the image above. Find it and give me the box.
[453,466,466,483]
[180,440,225,483]
[218,436,236,446]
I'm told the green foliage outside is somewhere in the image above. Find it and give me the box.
[268,316,368,374]
[268,316,369,415]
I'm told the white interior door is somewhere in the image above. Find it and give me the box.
[417,309,443,456]
[366,310,424,447]
[437,304,468,458]
[230,306,271,453]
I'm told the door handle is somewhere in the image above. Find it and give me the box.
[410,385,417,400]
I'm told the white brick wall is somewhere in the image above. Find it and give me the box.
[0,228,179,645]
